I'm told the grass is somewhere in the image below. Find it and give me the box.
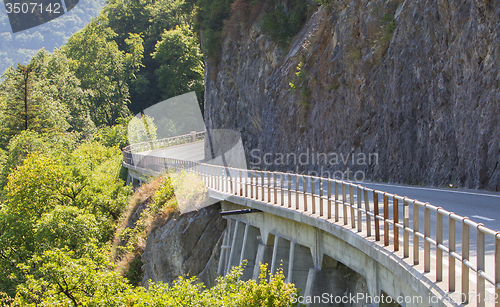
[112,176,178,285]
[372,8,398,61]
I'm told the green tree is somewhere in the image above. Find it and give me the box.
[0,141,130,295]
[128,114,157,145]
[0,49,94,149]
[63,14,144,126]
[15,248,130,307]
[152,25,204,101]
[0,130,79,193]
[40,49,95,134]
[34,206,104,254]
[92,117,130,149]
[104,0,188,113]
[0,62,67,146]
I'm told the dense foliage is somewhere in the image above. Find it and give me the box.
[261,0,310,47]
[12,256,300,306]
[0,139,301,305]
[0,0,314,303]
[0,132,130,297]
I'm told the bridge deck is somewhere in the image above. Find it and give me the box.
[122,134,500,307]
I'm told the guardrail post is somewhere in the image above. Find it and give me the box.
[311,177,316,214]
[350,185,355,229]
[239,169,243,196]
[413,201,419,265]
[343,184,348,225]
[281,173,285,207]
[449,214,455,292]
[288,174,292,208]
[393,197,399,252]
[268,172,271,203]
[495,233,500,307]
[226,167,230,194]
[327,180,332,220]
[295,175,299,210]
[218,166,221,191]
[462,220,470,304]
[211,165,215,189]
[403,200,409,257]
[190,131,196,142]
[436,210,443,282]
[373,192,380,241]
[273,173,277,205]
[424,205,431,273]
[235,168,239,195]
[384,194,389,246]
[250,171,253,199]
[254,171,258,200]
[303,176,308,212]
[335,182,339,222]
[260,171,266,201]
[245,170,249,197]
[364,190,371,237]
[219,166,228,193]
[357,187,362,232]
[477,225,485,307]
[319,178,324,217]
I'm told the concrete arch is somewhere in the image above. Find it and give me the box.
[217,198,446,307]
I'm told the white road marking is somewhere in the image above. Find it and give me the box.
[358,181,500,199]
[472,215,495,222]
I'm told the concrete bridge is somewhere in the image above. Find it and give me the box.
[123,132,500,307]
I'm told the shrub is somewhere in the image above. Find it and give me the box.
[261,0,309,48]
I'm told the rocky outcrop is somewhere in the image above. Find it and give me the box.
[204,0,500,190]
[141,203,226,287]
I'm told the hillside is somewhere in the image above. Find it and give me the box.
[203,0,500,191]
[0,0,105,74]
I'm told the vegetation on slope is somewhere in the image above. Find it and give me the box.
[0,0,316,303]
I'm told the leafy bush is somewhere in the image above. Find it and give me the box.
[289,61,311,124]
[13,256,301,306]
[195,0,233,61]
[128,114,158,145]
[0,141,130,296]
[151,176,175,214]
[261,0,309,48]
[93,117,130,149]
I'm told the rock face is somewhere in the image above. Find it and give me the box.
[141,204,226,287]
[204,0,500,190]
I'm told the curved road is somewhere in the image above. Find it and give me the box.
[144,141,500,231]
[141,141,500,293]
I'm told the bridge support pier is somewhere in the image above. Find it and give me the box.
[218,200,440,307]
[252,243,274,280]
[288,243,315,293]
[270,236,291,278]
[227,220,245,273]
[239,224,260,280]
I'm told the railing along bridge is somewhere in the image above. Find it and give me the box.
[123,131,500,307]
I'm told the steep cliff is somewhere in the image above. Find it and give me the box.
[204,0,500,190]
[141,204,226,287]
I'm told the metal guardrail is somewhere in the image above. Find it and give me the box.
[123,133,500,307]
[122,131,205,165]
